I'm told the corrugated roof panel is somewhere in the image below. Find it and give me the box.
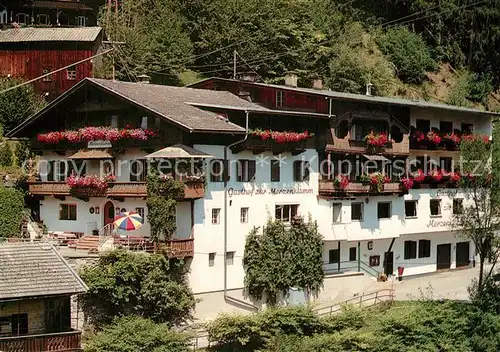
[0,27,102,43]
[0,242,88,300]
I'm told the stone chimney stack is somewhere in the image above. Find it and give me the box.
[365,82,373,96]
[137,74,151,84]
[284,73,298,88]
[312,77,323,90]
[239,72,258,82]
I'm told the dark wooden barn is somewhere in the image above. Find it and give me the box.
[0,26,103,98]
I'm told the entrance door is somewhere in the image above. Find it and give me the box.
[384,251,394,276]
[456,242,470,268]
[103,201,115,226]
[437,244,452,270]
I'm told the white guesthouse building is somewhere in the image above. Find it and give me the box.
[8,76,495,319]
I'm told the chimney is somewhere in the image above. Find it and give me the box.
[137,74,151,84]
[239,72,257,82]
[312,77,323,90]
[284,73,298,88]
[365,82,373,96]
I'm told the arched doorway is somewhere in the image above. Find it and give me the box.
[103,201,115,226]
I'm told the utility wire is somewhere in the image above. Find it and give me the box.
[236,51,265,82]
[386,0,490,28]
[0,49,115,95]
[381,2,445,27]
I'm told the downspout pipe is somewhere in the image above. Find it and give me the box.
[223,111,258,311]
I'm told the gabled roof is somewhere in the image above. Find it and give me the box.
[0,242,88,301]
[26,1,94,11]
[7,78,248,137]
[0,27,102,43]
[190,77,500,117]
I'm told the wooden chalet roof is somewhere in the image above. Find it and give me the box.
[8,78,254,137]
[0,27,102,43]
[190,77,500,117]
[0,242,88,301]
[25,1,94,10]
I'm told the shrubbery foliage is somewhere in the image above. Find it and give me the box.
[0,186,24,238]
[79,250,195,328]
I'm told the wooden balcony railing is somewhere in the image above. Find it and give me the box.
[0,330,82,352]
[326,130,409,156]
[112,236,194,258]
[319,179,403,196]
[28,180,205,199]
[231,135,310,155]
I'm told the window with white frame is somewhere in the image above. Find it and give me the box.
[276,90,285,107]
[332,203,342,223]
[377,202,392,219]
[208,252,216,267]
[42,68,52,82]
[16,13,29,25]
[453,199,463,215]
[275,204,299,223]
[135,207,145,223]
[430,199,441,216]
[293,161,310,182]
[59,204,77,221]
[76,16,88,27]
[405,200,417,218]
[66,66,77,81]
[351,202,363,221]
[226,251,235,265]
[211,208,221,224]
[236,160,256,182]
[240,207,249,223]
[110,115,118,128]
[37,14,50,25]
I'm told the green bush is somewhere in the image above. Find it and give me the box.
[0,141,13,167]
[378,27,436,84]
[79,250,195,328]
[84,316,192,352]
[0,186,24,238]
[207,306,325,352]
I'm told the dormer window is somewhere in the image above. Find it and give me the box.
[37,14,50,25]
[276,90,285,108]
[76,16,88,27]
[16,13,29,25]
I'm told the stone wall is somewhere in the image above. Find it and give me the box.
[0,299,45,335]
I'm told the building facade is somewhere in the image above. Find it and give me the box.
[0,242,87,352]
[0,26,103,98]
[8,76,495,320]
[0,1,103,28]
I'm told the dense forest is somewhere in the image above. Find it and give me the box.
[100,0,500,110]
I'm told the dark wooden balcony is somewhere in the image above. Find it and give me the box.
[29,180,205,199]
[326,130,409,156]
[318,179,404,197]
[231,135,310,155]
[0,330,82,352]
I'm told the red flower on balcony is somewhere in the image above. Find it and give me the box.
[37,131,63,144]
[400,177,414,190]
[444,133,461,145]
[462,134,490,144]
[37,127,157,144]
[364,132,389,147]
[449,172,461,183]
[250,129,313,144]
[427,131,442,145]
[412,169,425,183]
[412,130,425,142]
[369,172,389,192]
[66,174,109,191]
[333,174,349,190]
[430,169,443,182]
